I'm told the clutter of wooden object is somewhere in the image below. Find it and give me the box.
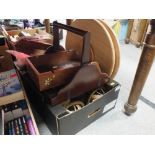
[1,20,122,135]
[66,19,120,78]
[1,26,53,57]
[26,22,109,106]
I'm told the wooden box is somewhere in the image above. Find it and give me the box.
[26,22,91,91]
[27,51,81,91]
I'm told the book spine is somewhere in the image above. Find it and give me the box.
[25,116,36,135]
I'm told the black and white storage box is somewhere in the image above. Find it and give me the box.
[21,72,120,135]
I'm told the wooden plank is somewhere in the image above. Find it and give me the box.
[0,90,25,106]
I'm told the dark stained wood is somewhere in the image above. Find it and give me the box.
[26,21,92,91]
[124,19,155,115]
[66,19,73,25]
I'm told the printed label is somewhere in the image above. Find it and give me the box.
[103,100,116,113]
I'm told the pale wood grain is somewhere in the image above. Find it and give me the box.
[98,20,120,78]
[66,19,115,76]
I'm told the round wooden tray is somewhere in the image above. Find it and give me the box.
[98,20,120,78]
[66,19,115,76]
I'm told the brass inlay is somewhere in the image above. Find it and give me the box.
[44,77,53,86]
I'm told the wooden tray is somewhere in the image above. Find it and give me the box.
[66,19,115,76]
[26,21,91,91]
[98,20,120,78]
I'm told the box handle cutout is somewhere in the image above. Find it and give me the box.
[57,111,70,118]
[88,108,101,118]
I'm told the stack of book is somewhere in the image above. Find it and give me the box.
[5,115,35,135]
[2,100,36,135]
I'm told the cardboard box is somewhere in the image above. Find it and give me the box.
[0,69,39,135]
[21,72,120,135]
[0,99,39,135]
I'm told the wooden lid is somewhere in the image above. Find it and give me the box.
[66,19,115,76]
[98,20,120,78]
